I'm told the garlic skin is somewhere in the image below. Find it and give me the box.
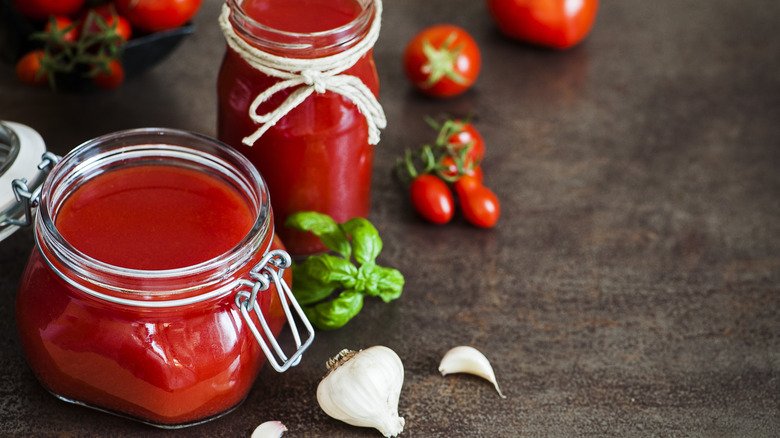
[439,346,506,398]
[251,421,287,438]
[317,346,405,437]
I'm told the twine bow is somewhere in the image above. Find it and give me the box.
[219,1,386,146]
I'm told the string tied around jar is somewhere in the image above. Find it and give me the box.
[301,69,328,94]
[219,1,387,146]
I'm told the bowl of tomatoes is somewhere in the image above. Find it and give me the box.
[1,0,202,90]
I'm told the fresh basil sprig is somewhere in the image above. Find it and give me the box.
[286,212,405,330]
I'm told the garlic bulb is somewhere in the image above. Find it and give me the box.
[317,346,405,437]
[251,421,287,438]
[439,346,506,398]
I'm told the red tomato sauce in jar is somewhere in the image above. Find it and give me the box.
[55,165,255,270]
[16,251,282,425]
[218,0,381,255]
[15,129,309,428]
[242,0,362,32]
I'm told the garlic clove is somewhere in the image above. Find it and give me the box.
[317,346,406,437]
[251,421,287,438]
[438,345,506,398]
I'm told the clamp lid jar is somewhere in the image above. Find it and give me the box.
[13,127,314,428]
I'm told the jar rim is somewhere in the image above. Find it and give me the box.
[35,127,273,299]
[226,0,376,56]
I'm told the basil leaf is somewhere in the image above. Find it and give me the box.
[287,213,404,331]
[296,254,357,289]
[341,217,382,265]
[357,263,404,303]
[285,212,351,259]
[304,290,364,330]
[290,263,337,305]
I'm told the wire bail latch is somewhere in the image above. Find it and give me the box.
[5,152,60,228]
[234,249,315,372]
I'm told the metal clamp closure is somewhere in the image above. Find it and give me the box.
[234,249,315,372]
[4,152,60,228]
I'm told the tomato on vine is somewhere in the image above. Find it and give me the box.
[403,24,481,98]
[439,156,484,183]
[397,116,499,227]
[410,174,455,225]
[82,5,133,42]
[424,118,486,183]
[44,17,80,43]
[454,175,500,228]
[11,0,202,91]
[486,0,599,49]
[15,50,50,87]
[16,5,132,90]
[445,121,485,165]
[91,59,125,90]
[431,118,485,167]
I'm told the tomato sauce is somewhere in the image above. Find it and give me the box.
[241,0,362,32]
[16,157,289,426]
[55,165,255,270]
[218,0,379,255]
[16,258,278,425]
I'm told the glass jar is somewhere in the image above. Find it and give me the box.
[217,0,385,256]
[13,127,314,428]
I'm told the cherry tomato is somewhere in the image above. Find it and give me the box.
[410,174,455,224]
[112,15,133,42]
[45,16,80,43]
[12,0,86,22]
[15,50,49,87]
[403,24,481,98]
[83,5,133,42]
[438,156,484,183]
[115,0,203,33]
[454,175,500,228]
[446,120,486,166]
[91,59,125,90]
[486,0,599,49]
[433,119,486,182]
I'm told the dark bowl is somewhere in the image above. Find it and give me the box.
[0,0,194,87]
[118,23,195,77]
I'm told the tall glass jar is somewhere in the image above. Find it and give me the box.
[14,128,313,428]
[217,0,385,256]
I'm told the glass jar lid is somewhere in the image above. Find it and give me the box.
[0,121,48,242]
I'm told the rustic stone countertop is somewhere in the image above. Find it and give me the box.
[1,0,778,436]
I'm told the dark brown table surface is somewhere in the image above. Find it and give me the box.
[2,0,779,436]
